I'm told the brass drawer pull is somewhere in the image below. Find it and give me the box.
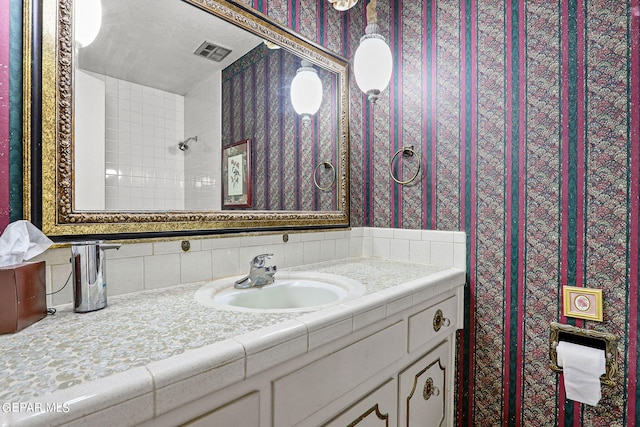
[423,378,440,400]
[433,309,451,332]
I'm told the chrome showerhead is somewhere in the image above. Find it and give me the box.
[178,136,198,151]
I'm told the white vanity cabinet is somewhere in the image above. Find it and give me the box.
[3,256,466,427]
[182,392,260,427]
[398,342,450,427]
[324,379,397,427]
[166,284,462,427]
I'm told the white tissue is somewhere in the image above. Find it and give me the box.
[557,341,606,406]
[0,220,54,267]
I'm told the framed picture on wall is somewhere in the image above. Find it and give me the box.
[222,139,252,209]
[562,286,603,322]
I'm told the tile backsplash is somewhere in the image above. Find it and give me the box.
[33,228,466,307]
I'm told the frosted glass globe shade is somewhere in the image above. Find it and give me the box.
[329,0,358,11]
[290,67,323,122]
[353,35,393,99]
[75,0,103,47]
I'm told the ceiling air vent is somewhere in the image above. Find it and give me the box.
[194,41,232,62]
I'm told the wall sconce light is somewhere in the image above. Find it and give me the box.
[353,0,392,103]
[75,0,103,47]
[290,60,323,125]
[328,0,358,11]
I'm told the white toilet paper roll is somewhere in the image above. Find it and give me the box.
[556,341,606,406]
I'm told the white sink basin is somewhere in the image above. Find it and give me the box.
[194,271,365,312]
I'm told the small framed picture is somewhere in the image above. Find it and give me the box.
[222,139,252,209]
[562,286,603,322]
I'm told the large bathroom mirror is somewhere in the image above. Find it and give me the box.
[31,0,349,237]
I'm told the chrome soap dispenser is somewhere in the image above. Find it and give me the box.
[70,241,121,313]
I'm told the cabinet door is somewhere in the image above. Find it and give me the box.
[398,342,449,427]
[274,322,405,426]
[323,379,396,427]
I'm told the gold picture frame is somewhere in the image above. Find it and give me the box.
[562,286,603,322]
[222,139,252,209]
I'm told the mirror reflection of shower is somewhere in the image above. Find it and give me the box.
[178,136,198,151]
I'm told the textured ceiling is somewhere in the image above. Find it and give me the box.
[78,0,263,95]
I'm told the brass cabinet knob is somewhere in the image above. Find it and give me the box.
[423,377,440,400]
[433,309,451,332]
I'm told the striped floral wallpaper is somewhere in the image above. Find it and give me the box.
[2,0,639,426]
[351,0,638,426]
[221,44,338,211]
[0,0,20,232]
[0,0,10,232]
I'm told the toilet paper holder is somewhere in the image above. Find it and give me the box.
[549,322,618,386]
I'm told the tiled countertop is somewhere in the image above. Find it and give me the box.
[0,257,464,426]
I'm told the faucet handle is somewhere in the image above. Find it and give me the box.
[251,253,274,268]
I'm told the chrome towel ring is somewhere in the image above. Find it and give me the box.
[389,146,421,185]
[313,161,336,191]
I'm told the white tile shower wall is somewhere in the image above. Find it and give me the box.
[184,73,221,210]
[34,228,466,307]
[104,75,185,210]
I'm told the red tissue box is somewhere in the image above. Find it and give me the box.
[0,261,47,334]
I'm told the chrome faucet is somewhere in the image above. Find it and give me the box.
[234,254,278,289]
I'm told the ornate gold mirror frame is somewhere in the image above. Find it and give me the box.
[27,0,350,238]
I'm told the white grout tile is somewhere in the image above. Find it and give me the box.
[454,242,467,270]
[299,231,324,242]
[453,231,467,243]
[349,237,363,258]
[209,248,239,281]
[369,227,394,239]
[348,227,364,237]
[283,242,305,268]
[362,236,373,257]
[342,293,388,331]
[409,240,431,265]
[335,238,350,260]
[297,305,354,351]
[421,230,454,242]
[240,235,271,247]
[372,237,391,259]
[430,241,454,267]
[147,339,245,415]
[153,240,185,255]
[389,239,410,262]
[303,241,321,264]
[324,230,348,240]
[233,320,308,378]
[144,254,180,289]
[34,228,467,306]
[180,250,213,283]
[283,232,302,243]
[319,240,336,262]
[393,228,421,240]
[376,285,414,317]
[108,257,144,296]
[235,319,307,355]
